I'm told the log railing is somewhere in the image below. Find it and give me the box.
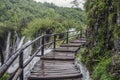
[0,29,86,80]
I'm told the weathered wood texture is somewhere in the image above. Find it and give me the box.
[41,52,75,61]
[28,39,86,80]
[60,43,82,47]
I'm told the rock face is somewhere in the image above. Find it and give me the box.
[110,55,120,77]
[82,0,120,79]
[114,38,120,53]
[117,12,120,26]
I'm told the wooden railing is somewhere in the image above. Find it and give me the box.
[0,29,86,80]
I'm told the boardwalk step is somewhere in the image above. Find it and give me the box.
[60,43,82,47]
[79,38,86,40]
[70,39,86,43]
[28,73,82,80]
[54,47,79,52]
[41,57,74,60]
[28,39,86,80]
[28,60,82,80]
[36,60,74,64]
[41,52,75,61]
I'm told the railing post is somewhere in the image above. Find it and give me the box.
[66,31,69,44]
[85,29,87,38]
[41,36,44,56]
[19,51,24,80]
[53,35,56,49]
[80,29,82,38]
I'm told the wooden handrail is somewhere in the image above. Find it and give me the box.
[23,46,42,68]
[0,29,86,79]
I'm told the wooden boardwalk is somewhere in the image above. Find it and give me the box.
[28,38,86,80]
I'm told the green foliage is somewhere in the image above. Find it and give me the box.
[92,58,113,80]
[23,18,66,37]
[81,0,120,79]
[23,18,54,37]
[23,15,84,38]
[0,22,15,38]
[0,0,86,38]
[0,73,10,80]
[0,0,86,47]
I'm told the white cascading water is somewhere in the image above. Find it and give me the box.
[5,32,11,62]
[5,33,52,80]
[23,40,32,61]
[13,31,20,52]
[7,37,25,73]
[17,37,25,49]
[117,10,120,26]
[23,39,32,80]
[75,58,91,80]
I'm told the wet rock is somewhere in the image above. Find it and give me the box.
[110,55,120,77]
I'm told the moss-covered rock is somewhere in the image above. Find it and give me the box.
[110,55,120,79]
[81,0,120,79]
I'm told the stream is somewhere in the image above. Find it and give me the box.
[76,58,91,80]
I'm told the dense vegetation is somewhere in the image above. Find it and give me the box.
[0,0,85,37]
[0,0,85,52]
[79,0,120,80]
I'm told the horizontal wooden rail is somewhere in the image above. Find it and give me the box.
[12,68,22,80]
[23,46,42,68]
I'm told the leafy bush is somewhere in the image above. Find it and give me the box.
[0,73,10,80]
[92,58,120,80]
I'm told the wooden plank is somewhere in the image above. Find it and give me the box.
[43,52,75,56]
[41,51,75,61]
[60,43,82,47]
[33,65,76,69]
[35,66,76,69]
[31,70,80,74]
[70,39,86,43]
[36,60,74,64]
[30,72,81,76]
[54,47,79,52]
[28,73,82,80]
[33,65,77,69]
[32,68,78,72]
[32,69,78,73]
[34,59,73,64]
[41,57,74,61]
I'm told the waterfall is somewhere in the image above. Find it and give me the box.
[7,37,25,73]
[17,37,25,49]
[6,36,52,80]
[12,31,20,53]
[5,32,11,62]
[15,31,20,49]
[117,9,120,26]
[23,40,32,61]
